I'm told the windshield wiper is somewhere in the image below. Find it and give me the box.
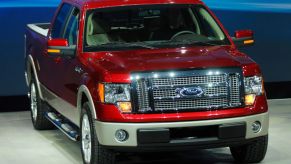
[155,40,219,47]
[99,41,156,49]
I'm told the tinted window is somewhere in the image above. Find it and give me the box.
[84,5,229,52]
[51,3,71,38]
[64,8,80,45]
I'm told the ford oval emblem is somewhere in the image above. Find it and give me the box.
[176,87,204,97]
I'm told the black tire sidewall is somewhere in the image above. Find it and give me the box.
[29,78,39,126]
[80,102,96,164]
[80,102,115,164]
[29,77,53,130]
[230,135,268,163]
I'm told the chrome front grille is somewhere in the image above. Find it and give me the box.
[229,74,241,106]
[132,68,243,113]
[154,98,229,111]
[153,86,228,99]
[152,75,227,86]
[136,79,151,112]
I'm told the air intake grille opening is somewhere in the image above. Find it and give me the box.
[132,68,243,113]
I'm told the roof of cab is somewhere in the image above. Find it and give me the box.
[70,0,204,9]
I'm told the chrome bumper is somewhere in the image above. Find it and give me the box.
[95,112,269,147]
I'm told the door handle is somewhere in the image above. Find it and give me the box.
[75,66,83,74]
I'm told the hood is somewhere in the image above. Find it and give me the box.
[88,46,255,82]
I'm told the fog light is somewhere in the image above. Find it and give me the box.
[252,121,262,133]
[115,129,128,142]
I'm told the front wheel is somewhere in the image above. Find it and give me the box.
[80,102,116,164]
[230,135,268,163]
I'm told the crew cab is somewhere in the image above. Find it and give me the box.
[25,0,269,163]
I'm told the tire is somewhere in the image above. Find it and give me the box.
[29,77,54,130]
[230,135,268,163]
[80,102,116,164]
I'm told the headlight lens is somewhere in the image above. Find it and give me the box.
[104,84,131,103]
[244,76,264,106]
[244,76,263,95]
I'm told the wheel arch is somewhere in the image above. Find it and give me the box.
[77,85,98,123]
[26,55,43,99]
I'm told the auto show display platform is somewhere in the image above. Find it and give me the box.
[0,99,290,164]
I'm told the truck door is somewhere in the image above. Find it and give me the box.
[51,6,82,124]
[41,3,81,124]
[58,7,82,108]
[40,3,72,94]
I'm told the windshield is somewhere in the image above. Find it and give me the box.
[84,4,230,52]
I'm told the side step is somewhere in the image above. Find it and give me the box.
[45,112,79,141]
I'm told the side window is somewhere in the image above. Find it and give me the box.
[64,9,80,45]
[51,3,71,38]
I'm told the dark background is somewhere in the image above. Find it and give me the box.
[1,0,290,111]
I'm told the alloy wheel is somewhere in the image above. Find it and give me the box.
[30,83,37,121]
[82,114,92,163]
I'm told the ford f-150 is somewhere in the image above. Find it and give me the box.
[25,0,269,163]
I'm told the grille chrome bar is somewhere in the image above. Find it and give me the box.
[229,74,242,106]
[152,75,227,87]
[151,82,228,90]
[135,79,151,112]
[131,68,243,113]
[152,86,228,100]
[154,97,229,111]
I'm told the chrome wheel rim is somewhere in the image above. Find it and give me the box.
[82,114,92,163]
[30,83,37,121]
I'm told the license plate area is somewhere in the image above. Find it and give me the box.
[137,123,246,145]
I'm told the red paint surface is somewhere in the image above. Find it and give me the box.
[26,0,268,123]
[96,96,268,123]
[48,39,68,47]
[235,30,254,39]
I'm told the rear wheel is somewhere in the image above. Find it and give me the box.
[80,102,116,164]
[230,135,268,163]
[29,78,53,130]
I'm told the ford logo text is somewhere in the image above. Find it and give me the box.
[176,86,204,97]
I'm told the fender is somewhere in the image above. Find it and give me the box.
[26,55,44,99]
[77,85,97,123]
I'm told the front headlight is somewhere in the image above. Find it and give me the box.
[244,76,263,95]
[98,83,132,113]
[244,76,264,106]
[104,84,131,103]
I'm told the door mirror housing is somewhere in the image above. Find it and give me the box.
[47,39,76,58]
[232,30,255,48]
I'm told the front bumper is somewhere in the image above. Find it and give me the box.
[95,112,268,148]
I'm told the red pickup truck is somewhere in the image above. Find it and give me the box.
[25,0,269,163]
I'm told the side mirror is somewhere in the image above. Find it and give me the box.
[232,30,254,48]
[47,39,76,57]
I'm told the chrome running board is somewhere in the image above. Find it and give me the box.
[45,112,79,141]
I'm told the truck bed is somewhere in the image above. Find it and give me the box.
[27,23,50,37]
